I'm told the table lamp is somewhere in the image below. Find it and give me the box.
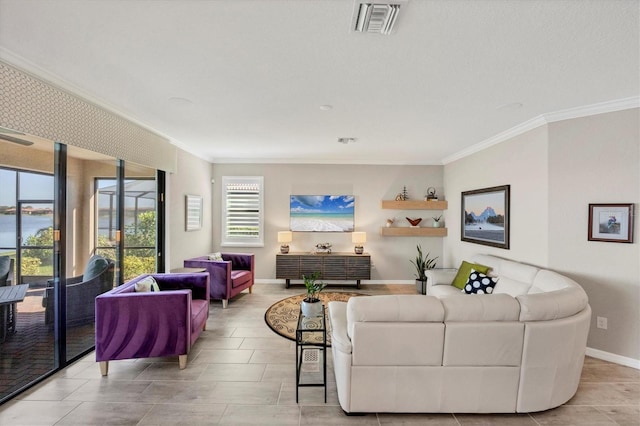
[278,231,293,254]
[352,232,366,254]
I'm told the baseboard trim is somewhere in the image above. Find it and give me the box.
[586,347,640,370]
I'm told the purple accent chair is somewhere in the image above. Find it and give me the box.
[183,253,254,308]
[95,272,209,375]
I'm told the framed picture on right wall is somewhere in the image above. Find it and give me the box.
[588,203,634,243]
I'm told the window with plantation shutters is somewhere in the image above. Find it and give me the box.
[221,176,264,247]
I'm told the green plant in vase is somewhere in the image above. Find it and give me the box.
[301,271,326,317]
[410,244,438,294]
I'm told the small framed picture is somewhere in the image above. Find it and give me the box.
[588,204,634,243]
[185,194,203,231]
[461,185,510,249]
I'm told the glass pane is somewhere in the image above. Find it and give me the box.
[96,179,117,248]
[0,169,17,250]
[19,172,53,200]
[0,132,55,403]
[67,145,118,362]
[123,163,157,281]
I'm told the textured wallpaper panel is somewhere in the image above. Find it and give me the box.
[0,61,176,173]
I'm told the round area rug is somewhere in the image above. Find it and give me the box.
[264,292,367,346]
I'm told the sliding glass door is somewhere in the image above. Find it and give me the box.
[0,131,164,404]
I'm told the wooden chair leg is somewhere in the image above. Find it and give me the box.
[249,285,253,294]
[99,361,109,376]
[222,299,228,309]
[179,355,187,370]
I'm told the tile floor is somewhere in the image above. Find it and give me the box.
[0,284,638,425]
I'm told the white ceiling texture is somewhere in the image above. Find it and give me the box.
[0,0,638,165]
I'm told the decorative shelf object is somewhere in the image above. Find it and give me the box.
[380,227,448,237]
[381,200,448,210]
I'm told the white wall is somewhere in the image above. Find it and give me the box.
[167,149,215,270]
[443,124,549,267]
[443,108,639,363]
[547,109,640,361]
[212,163,445,282]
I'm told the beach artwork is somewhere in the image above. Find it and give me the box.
[290,195,354,232]
[461,185,510,249]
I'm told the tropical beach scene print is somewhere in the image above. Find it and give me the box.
[290,195,354,232]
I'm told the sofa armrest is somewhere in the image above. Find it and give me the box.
[95,289,192,361]
[425,269,457,286]
[328,301,352,354]
[184,259,231,289]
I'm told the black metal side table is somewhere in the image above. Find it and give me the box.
[295,305,327,403]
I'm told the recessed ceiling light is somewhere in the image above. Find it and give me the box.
[320,105,333,111]
[337,137,357,144]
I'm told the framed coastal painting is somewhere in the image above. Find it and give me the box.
[588,203,634,243]
[461,185,510,249]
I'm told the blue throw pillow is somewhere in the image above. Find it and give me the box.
[82,255,109,281]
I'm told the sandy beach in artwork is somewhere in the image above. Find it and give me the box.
[291,217,354,232]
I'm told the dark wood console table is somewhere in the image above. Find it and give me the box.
[276,252,370,289]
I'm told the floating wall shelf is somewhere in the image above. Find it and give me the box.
[380,227,448,237]
[381,200,448,210]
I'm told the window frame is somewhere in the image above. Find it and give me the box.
[221,176,264,248]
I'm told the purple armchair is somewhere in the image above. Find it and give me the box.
[183,253,254,308]
[95,272,209,375]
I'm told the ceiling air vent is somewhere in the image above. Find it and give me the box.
[353,2,402,35]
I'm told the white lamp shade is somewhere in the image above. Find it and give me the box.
[352,232,367,244]
[278,231,293,244]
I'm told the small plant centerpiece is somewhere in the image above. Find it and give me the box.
[410,244,438,294]
[301,272,327,317]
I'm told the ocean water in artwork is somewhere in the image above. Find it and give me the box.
[290,195,355,232]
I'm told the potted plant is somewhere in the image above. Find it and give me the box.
[301,271,327,317]
[432,215,442,228]
[410,244,438,294]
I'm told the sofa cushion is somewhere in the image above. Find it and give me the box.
[347,295,444,338]
[208,252,223,261]
[428,285,463,298]
[191,299,209,334]
[516,287,588,321]
[463,269,498,294]
[493,277,532,297]
[442,294,520,322]
[134,276,160,292]
[231,270,252,288]
[83,255,109,281]
[452,261,490,290]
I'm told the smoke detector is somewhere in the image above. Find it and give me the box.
[352,1,405,35]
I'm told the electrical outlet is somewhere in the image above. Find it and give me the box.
[596,316,608,330]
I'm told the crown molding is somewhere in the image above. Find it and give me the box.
[442,96,640,165]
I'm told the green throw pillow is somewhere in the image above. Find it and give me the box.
[452,261,491,290]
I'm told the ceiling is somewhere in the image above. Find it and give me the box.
[0,0,638,165]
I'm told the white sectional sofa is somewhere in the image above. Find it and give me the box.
[328,254,591,414]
